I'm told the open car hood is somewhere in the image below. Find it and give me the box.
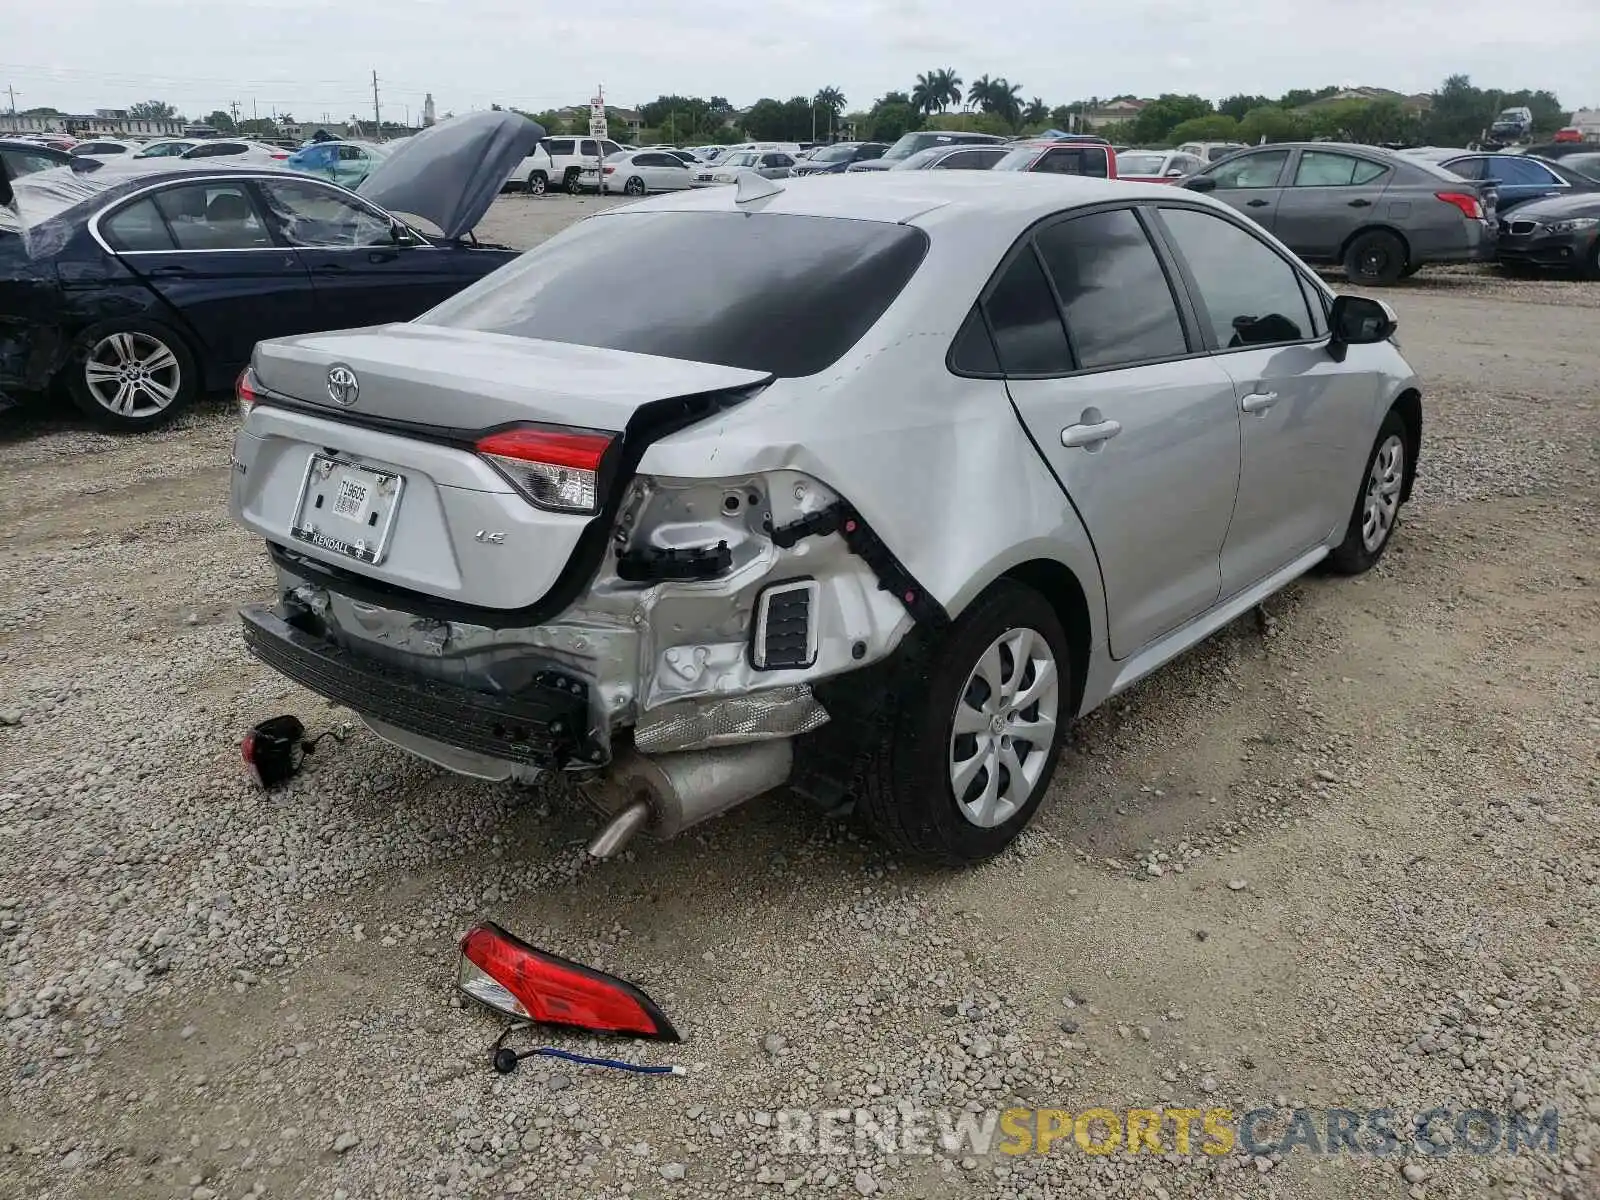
[357,111,544,241]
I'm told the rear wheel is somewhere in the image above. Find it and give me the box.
[1326,410,1408,575]
[1344,230,1408,286]
[65,319,198,432]
[855,581,1070,864]
[526,170,548,196]
[1580,238,1600,281]
[623,176,646,196]
[562,167,582,194]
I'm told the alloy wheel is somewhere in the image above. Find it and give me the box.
[948,626,1060,828]
[1362,434,1405,552]
[83,331,181,419]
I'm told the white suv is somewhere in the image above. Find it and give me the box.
[511,136,625,195]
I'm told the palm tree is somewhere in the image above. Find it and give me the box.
[967,75,995,113]
[914,67,962,115]
[911,73,938,117]
[813,85,846,140]
[993,79,1024,128]
[1024,97,1048,126]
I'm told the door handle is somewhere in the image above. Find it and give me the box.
[1240,391,1279,414]
[313,262,348,273]
[1060,418,1122,449]
[146,264,191,276]
[1246,198,1270,207]
[1348,198,1373,208]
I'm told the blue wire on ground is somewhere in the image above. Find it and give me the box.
[532,1047,685,1075]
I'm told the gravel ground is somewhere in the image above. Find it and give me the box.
[1,195,1597,1200]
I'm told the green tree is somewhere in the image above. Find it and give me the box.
[1024,97,1048,126]
[128,99,179,120]
[743,98,788,141]
[1497,87,1566,134]
[1131,94,1215,144]
[1306,98,1418,144]
[1218,94,1273,122]
[813,85,846,139]
[966,75,995,113]
[1166,114,1240,144]
[912,68,962,115]
[868,92,919,142]
[1237,105,1303,144]
[1049,105,1074,129]
[203,109,237,133]
[925,110,1011,136]
[1278,86,1341,110]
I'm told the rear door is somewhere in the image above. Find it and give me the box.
[256,176,464,329]
[642,152,693,190]
[990,206,1242,657]
[1478,155,1566,209]
[1192,147,1291,228]
[98,179,317,372]
[1271,148,1392,260]
[936,148,1006,170]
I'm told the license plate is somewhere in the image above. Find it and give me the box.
[290,454,405,565]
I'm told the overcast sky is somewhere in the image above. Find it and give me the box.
[5,0,1598,123]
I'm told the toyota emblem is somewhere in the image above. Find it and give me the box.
[326,364,359,407]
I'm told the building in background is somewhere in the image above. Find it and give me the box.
[0,110,186,137]
[423,93,436,127]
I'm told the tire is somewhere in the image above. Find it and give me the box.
[623,176,646,196]
[526,170,548,196]
[1326,409,1409,575]
[64,319,198,432]
[855,581,1071,864]
[1343,229,1408,286]
[562,168,582,194]
[1580,239,1600,281]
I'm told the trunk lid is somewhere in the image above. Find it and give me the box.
[235,326,772,612]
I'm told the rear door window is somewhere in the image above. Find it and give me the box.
[150,182,275,250]
[1292,151,1388,187]
[1034,209,1188,369]
[102,197,177,251]
[420,211,929,378]
[1208,149,1289,189]
[982,246,1073,375]
[938,149,1005,170]
[579,139,598,157]
[545,139,575,156]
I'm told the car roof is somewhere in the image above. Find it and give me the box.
[591,169,1196,231]
[4,163,293,231]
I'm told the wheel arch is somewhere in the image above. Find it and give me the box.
[1388,387,1422,503]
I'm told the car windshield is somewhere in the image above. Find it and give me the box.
[892,148,944,170]
[991,146,1043,171]
[1118,152,1167,175]
[881,133,942,161]
[419,210,929,378]
[811,144,858,162]
[721,152,759,168]
[1560,152,1600,180]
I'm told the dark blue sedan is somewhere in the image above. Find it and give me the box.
[0,111,540,430]
[1441,152,1600,213]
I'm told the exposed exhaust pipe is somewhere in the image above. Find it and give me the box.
[583,740,793,859]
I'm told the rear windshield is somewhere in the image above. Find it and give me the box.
[419,210,929,378]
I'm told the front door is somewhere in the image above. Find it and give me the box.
[101,179,318,373]
[988,207,1242,657]
[1154,204,1377,594]
[1192,147,1291,230]
[255,177,464,329]
[1270,149,1392,260]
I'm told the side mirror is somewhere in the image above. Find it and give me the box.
[1164,167,1184,177]
[1182,174,1217,192]
[1328,294,1397,359]
[390,220,415,247]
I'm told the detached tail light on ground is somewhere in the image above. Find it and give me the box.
[476,426,613,514]
[458,921,681,1041]
[1435,191,1486,221]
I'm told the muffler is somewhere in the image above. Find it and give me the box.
[582,740,793,859]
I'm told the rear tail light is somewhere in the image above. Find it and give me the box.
[602,165,615,174]
[236,367,258,419]
[1435,191,1485,221]
[270,152,289,159]
[458,922,681,1041]
[476,425,614,514]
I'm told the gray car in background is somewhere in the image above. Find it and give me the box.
[229,172,1421,865]
[1181,142,1497,284]
[888,143,1009,171]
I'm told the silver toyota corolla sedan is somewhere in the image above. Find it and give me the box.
[228,171,1421,864]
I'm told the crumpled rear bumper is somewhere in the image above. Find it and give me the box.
[240,604,602,769]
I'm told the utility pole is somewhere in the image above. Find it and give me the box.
[229,100,240,124]
[5,85,18,115]
[372,70,381,133]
